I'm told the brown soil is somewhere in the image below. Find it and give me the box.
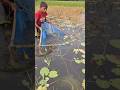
[48,6,85,24]
[36,6,85,24]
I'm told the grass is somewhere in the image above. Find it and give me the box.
[35,0,85,9]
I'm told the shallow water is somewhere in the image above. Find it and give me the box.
[35,22,85,90]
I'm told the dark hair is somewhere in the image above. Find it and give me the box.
[40,2,48,9]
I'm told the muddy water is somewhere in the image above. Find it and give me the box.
[35,22,85,90]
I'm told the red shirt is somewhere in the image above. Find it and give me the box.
[35,10,47,27]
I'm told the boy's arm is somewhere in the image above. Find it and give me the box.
[35,21,40,29]
[45,16,51,23]
[35,15,40,29]
[35,22,39,30]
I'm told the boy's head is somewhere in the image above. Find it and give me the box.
[40,2,48,12]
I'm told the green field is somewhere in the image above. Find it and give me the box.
[35,0,85,9]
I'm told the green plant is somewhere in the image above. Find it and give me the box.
[37,67,58,90]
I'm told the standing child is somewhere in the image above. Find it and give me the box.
[35,1,65,55]
[35,1,48,53]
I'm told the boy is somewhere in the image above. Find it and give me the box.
[35,1,65,55]
[35,1,48,53]
[35,1,48,38]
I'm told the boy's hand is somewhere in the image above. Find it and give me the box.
[40,18,45,22]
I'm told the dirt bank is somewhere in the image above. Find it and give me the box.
[36,6,85,24]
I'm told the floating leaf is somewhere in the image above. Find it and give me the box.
[65,41,70,44]
[81,42,85,47]
[110,39,120,49]
[49,71,58,78]
[75,60,81,64]
[82,54,85,58]
[93,54,105,60]
[45,77,49,82]
[37,85,47,90]
[81,59,85,64]
[106,55,120,65]
[46,84,49,87]
[96,59,103,66]
[74,59,85,64]
[37,86,43,90]
[73,49,85,54]
[40,67,50,77]
[73,49,79,54]
[112,68,120,76]
[80,49,85,54]
[110,79,120,90]
[39,80,47,86]
[93,54,105,65]
[42,86,47,90]
[82,79,85,90]
[82,69,85,74]
[96,79,110,88]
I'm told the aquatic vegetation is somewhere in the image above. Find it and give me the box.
[109,39,120,49]
[82,69,85,74]
[73,48,85,55]
[111,68,120,76]
[89,38,120,89]
[74,58,85,64]
[82,79,85,90]
[36,67,58,90]
[96,79,111,89]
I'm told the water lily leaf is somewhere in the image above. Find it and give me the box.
[110,39,120,49]
[82,69,85,74]
[81,42,85,47]
[37,86,43,90]
[46,84,49,87]
[45,77,49,82]
[37,85,47,90]
[96,59,103,66]
[75,60,81,64]
[93,54,105,60]
[82,54,85,58]
[39,80,47,86]
[112,68,120,76]
[92,54,104,65]
[49,71,58,78]
[74,59,85,64]
[82,79,85,90]
[96,79,110,88]
[110,79,120,90]
[42,86,47,90]
[106,55,120,65]
[40,67,50,77]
